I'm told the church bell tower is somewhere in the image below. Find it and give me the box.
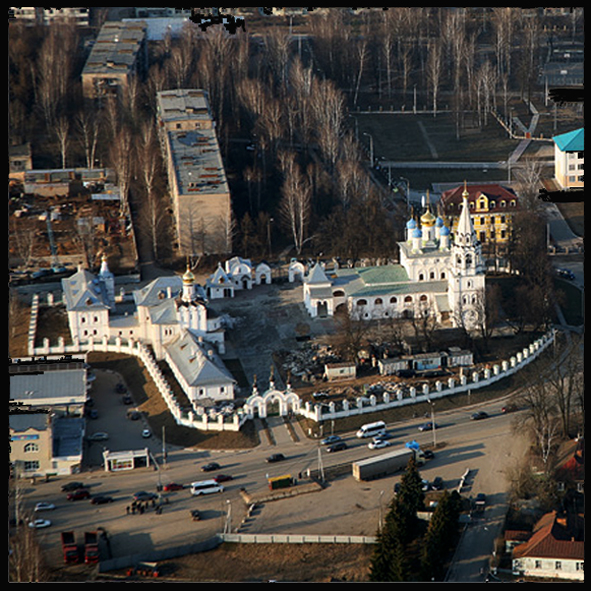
[448,182,486,329]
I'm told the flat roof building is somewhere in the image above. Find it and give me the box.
[81,21,147,101]
[157,89,232,256]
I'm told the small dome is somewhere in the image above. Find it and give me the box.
[412,227,422,238]
[436,216,444,227]
[420,208,436,226]
[406,218,417,229]
[182,265,195,284]
[440,225,450,236]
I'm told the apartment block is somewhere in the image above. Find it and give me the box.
[81,21,147,101]
[157,89,232,256]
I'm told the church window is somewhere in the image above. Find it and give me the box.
[430,271,435,280]
[375,298,383,305]
[419,273,424,281]
[81,316,86,323]
[467,280,472,288]
[420,295,428,302]
[24,442,39,453]
[404,296,412,303]
[333,290,345,297]
[479,199,486,210]
[93,316,99,323]
[490,201,496,208]
[357,299,367,306]
[501,200,506,207]
[389,296,397,304]
[466,255,472,267]
[441,272,446,279]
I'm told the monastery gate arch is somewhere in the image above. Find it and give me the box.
[244,388,302,419]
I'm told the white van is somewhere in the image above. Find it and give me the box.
[356,420,387,439]
[190,480,224,496]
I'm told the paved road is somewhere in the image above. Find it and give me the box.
[14,370,528,579]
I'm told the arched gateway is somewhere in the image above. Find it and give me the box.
[244,384,302,419]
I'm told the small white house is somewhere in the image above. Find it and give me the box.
[303,263,334,318]
[288,259,305,282]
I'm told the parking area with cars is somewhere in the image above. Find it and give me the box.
[83,369,163,470]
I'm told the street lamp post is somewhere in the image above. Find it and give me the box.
[363,132,374,168]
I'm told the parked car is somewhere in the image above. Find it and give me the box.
[321,435,342,446]
[556,268,575,280]
[122,395,133,405]
[312,391,329,400]
[67,489,90,501]
[141,429,152,438]
[133,491,157,502]
[34,502,55,512]
[115,383,127,393]
[266,453,285,463]
[163,482,184,491]
[431,476,444,491]
[368,439,392,450]
[471,411,489,420]
[326,441,348,452]
[91,495,114,505]
[127,410,141,420]
[88,432,109,441]
[201,462,221,472]
[418,422,438,432]
[214,474,233,483]
[28,519,51,529]
[62,481,85,492]
[422,449,435,460]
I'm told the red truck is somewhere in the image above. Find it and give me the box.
[61,531,79,564]
[84,531,99,564]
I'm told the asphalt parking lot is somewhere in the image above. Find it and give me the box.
[84,368,161,469]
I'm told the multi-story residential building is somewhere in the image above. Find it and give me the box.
[81,21,147,101]
[156,89,232,256]
[553,128,584,190]
[441,183,519,253]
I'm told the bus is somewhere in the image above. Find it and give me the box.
[190,480,224,496]
[356,420,387,439]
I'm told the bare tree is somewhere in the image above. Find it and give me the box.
[108,127,133,217]
[426,39,443,117]
[332,305,371,362]
[278,151,311,255]
[54,116,70,169]
[311,78,345,170]
[77,110,100,169]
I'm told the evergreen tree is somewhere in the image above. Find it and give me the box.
[419,490,463,581]
[369,455,426,581]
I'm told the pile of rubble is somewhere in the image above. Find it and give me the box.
[279,342,342,385]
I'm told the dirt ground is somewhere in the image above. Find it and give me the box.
[111,543,374,583]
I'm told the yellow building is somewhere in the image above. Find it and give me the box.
[441,183,519,250]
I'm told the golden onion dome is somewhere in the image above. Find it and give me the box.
[420,208,436,226]
[182,265,195,284]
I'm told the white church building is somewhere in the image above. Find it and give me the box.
[61,258,235,404]
[304,184,486,330]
